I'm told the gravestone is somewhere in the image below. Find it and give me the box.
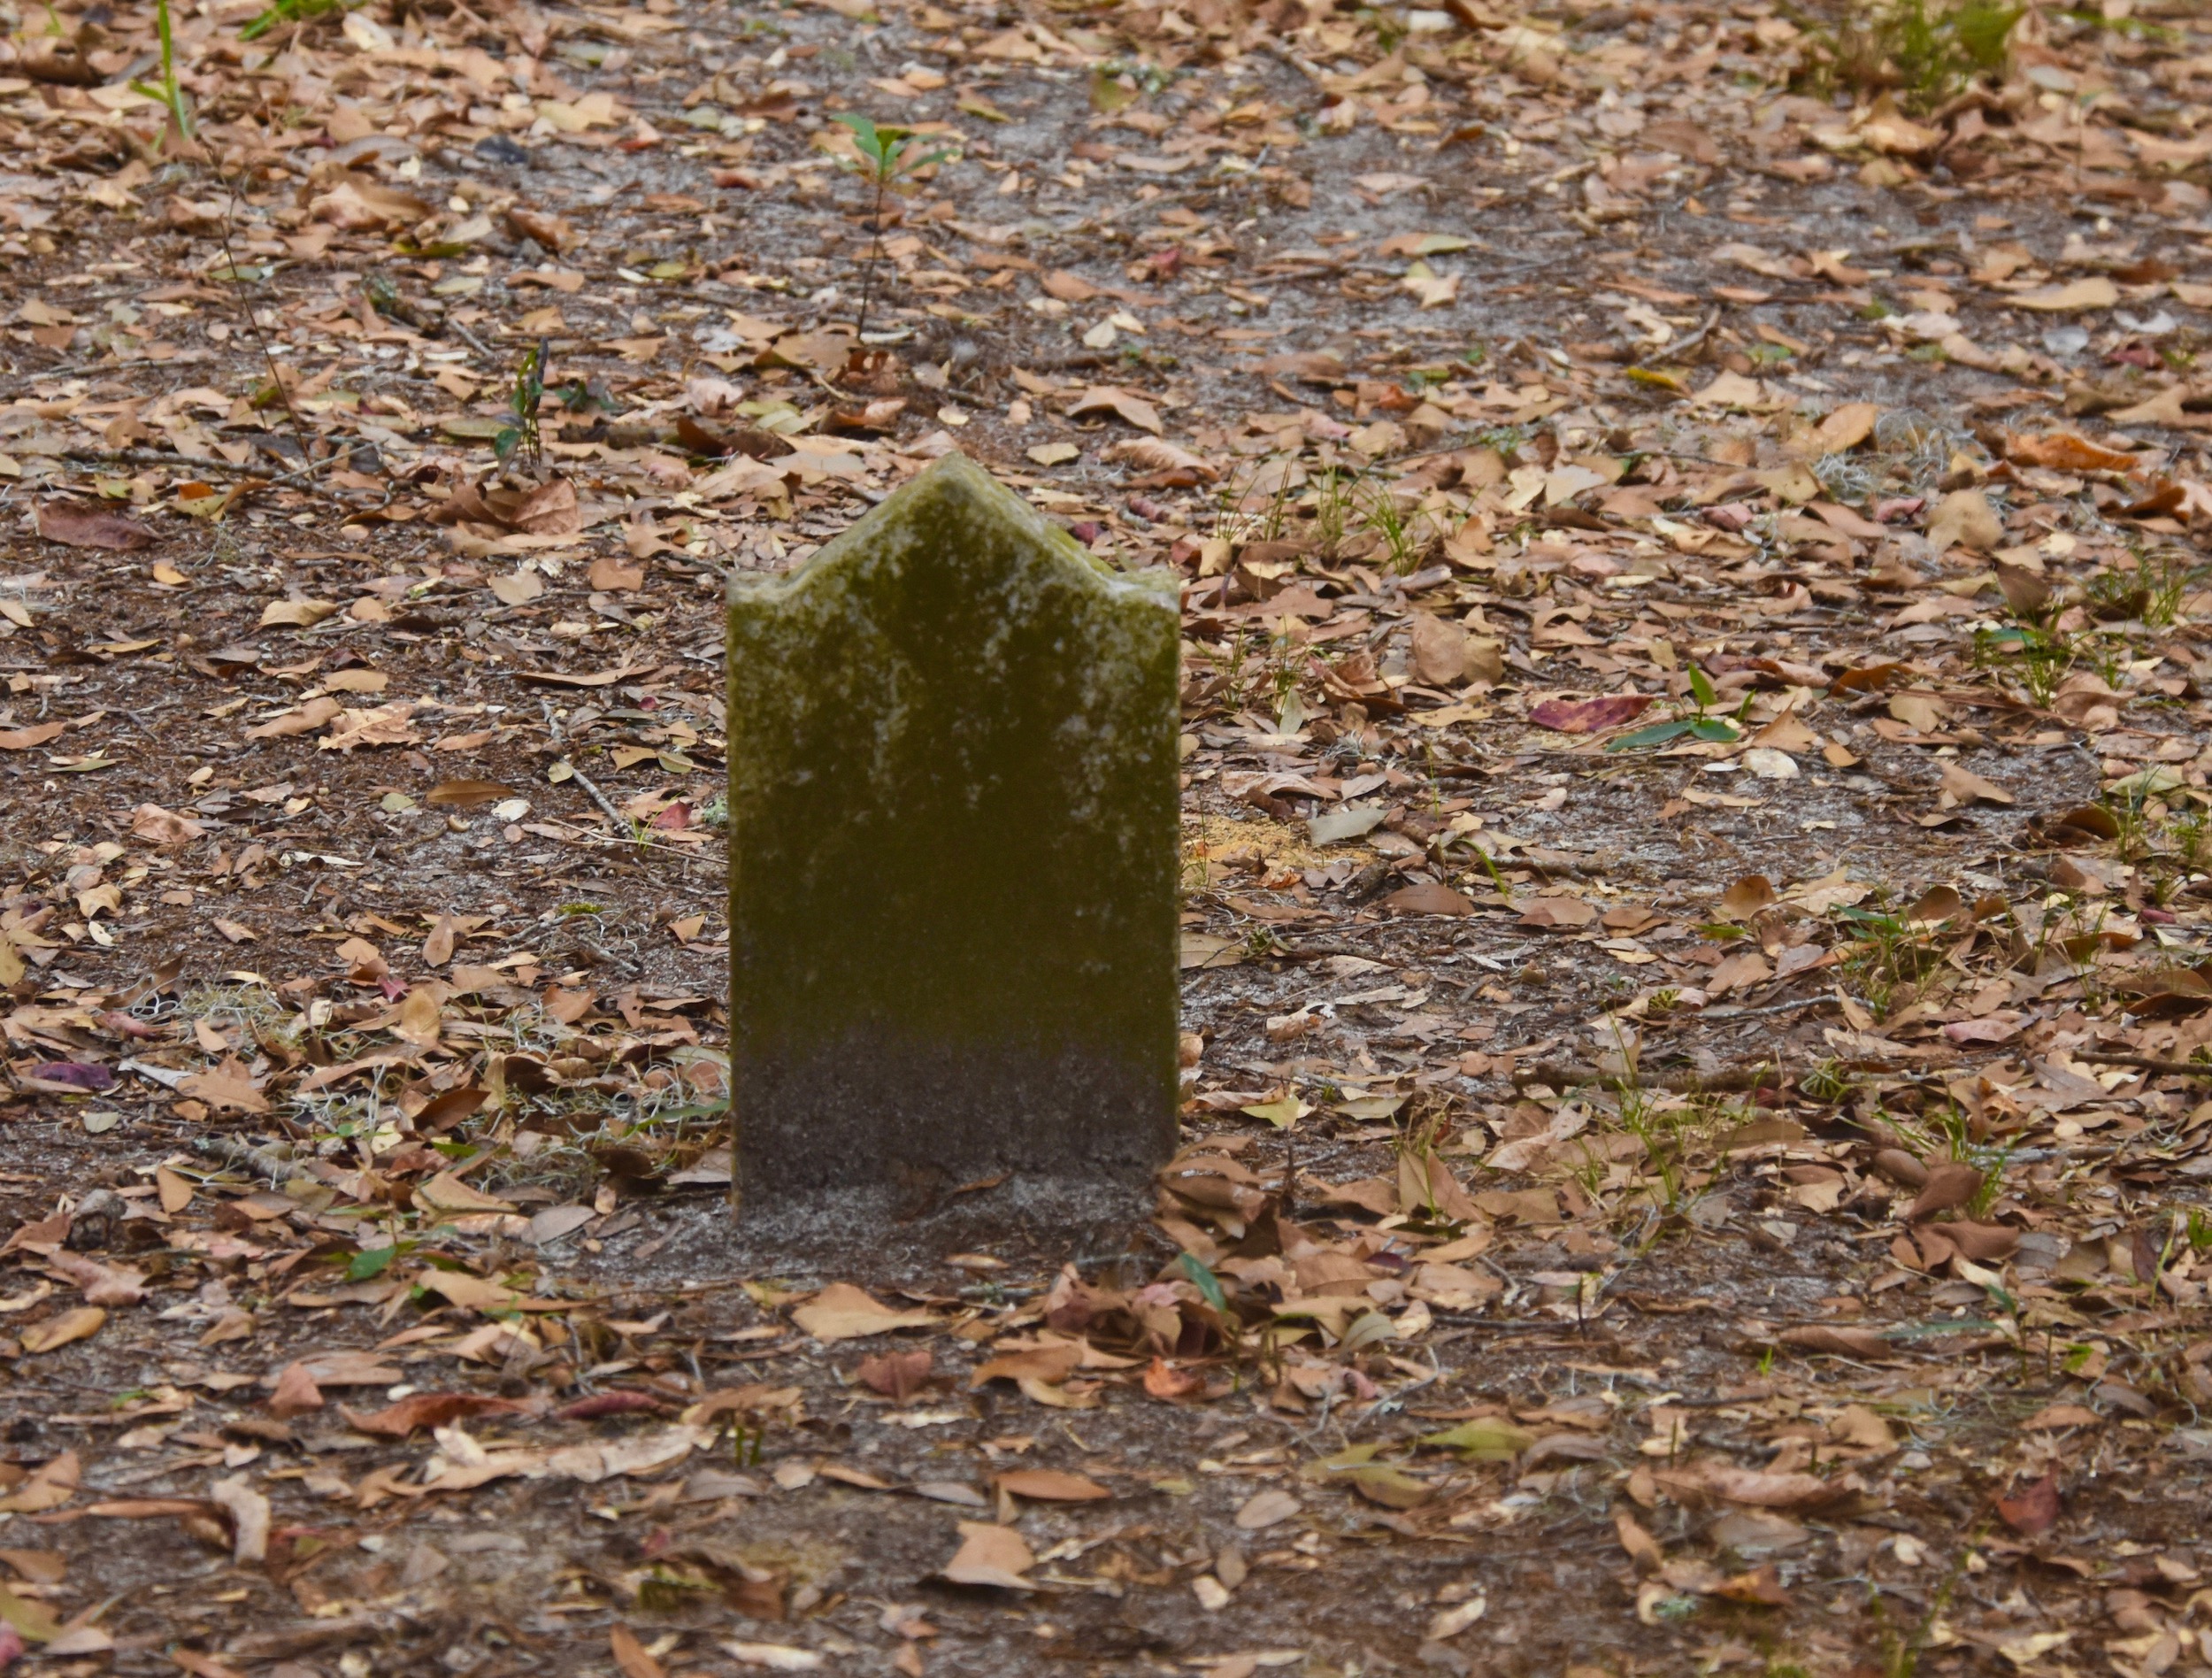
[726,451,1180,1218]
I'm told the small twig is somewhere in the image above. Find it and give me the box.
[448,319,496,360]
[60,448,279,478]
[2074,1050,2212,1079]
[541,698,633,829]
[1630,307,1722,374]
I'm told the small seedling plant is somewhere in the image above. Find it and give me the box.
[495,339,548,471]
[833,114,950,343]
[1606,665,1747,751]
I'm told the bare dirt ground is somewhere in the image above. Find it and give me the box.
[0,0,2209,1673]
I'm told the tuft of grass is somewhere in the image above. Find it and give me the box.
[1362,481,1432,573]
[1308,466,1354,558]
[2086,547,2200,628]
[132,0,193,140]
[240,0,357,41]
[1796,0,2024,113]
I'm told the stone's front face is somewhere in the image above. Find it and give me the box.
[726,452,1180,1214]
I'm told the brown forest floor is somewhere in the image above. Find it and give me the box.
[0,0,2209,1674]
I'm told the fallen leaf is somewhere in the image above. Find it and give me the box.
[2013,277,2118,312]
[856,1349,933,1401]
[1069,384,1163,435]
[941,1520,1034,1589]
[1233,1488,1300,1530]
[1908,1162,1985,1222]
[19,1308,104,1355]
[259,598,340,628]
[610,1624,665,1678]
[1996,1470,2060,1536]
[1530,693,1655,733]
[1939,763,2014,806]
[209,1475,270,1563]
[995,1469,1111,1502]
[790,1283,936,1343]
[0,1452,77,1514]
[35,501,154,550]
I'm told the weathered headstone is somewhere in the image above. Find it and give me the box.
[726,452,1180,1218]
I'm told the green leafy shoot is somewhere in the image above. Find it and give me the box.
[1607,665,1749,751]
[833,113,954,343]
[131,0,194,140]
[1796,0,2024,113]
[495,339,548,469]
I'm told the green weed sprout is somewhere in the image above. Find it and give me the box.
[1606,665,1747,751]
[496,339,548,470]
[833,114,951,343]
[240,0,357,42]
[133,0,193,141]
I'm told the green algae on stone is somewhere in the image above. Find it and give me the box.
[726,451,1181,1214]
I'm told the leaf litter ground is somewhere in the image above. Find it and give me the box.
[0,0,2209,1674]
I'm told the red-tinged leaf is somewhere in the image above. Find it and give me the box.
[266,1361,324,1420]
[1379,881,1476,917]
[35,501,154,551]
[0,722,65,751]
[1142,1357,1201,1401]
[1777,1325,1896,1360]
[1997,1471,2060,1536]
[25,1062,112,1093]
[556,1390,666,1422]
[1710,1564,1789,1606]
[338,1392,529,1437]
[856,1349,933,1402]
[1529,693,1655,734]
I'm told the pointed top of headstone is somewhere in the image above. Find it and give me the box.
[730,450,1176,610]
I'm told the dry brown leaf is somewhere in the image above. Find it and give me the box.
[995,1468,1111,1502]
[320,702,420,751]
[0,1451,78,1513]
[941,1520,1034,1589]
[1068,384,1163,435]
[45,1251,143,1307]
[19,1307,104,1355]
[259,598,340,629]
[35,501,154,550]
[610,1624,665,1678]
[244,697,344,740]
[791,1283,935,1343]
[209,1475,270,1563]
